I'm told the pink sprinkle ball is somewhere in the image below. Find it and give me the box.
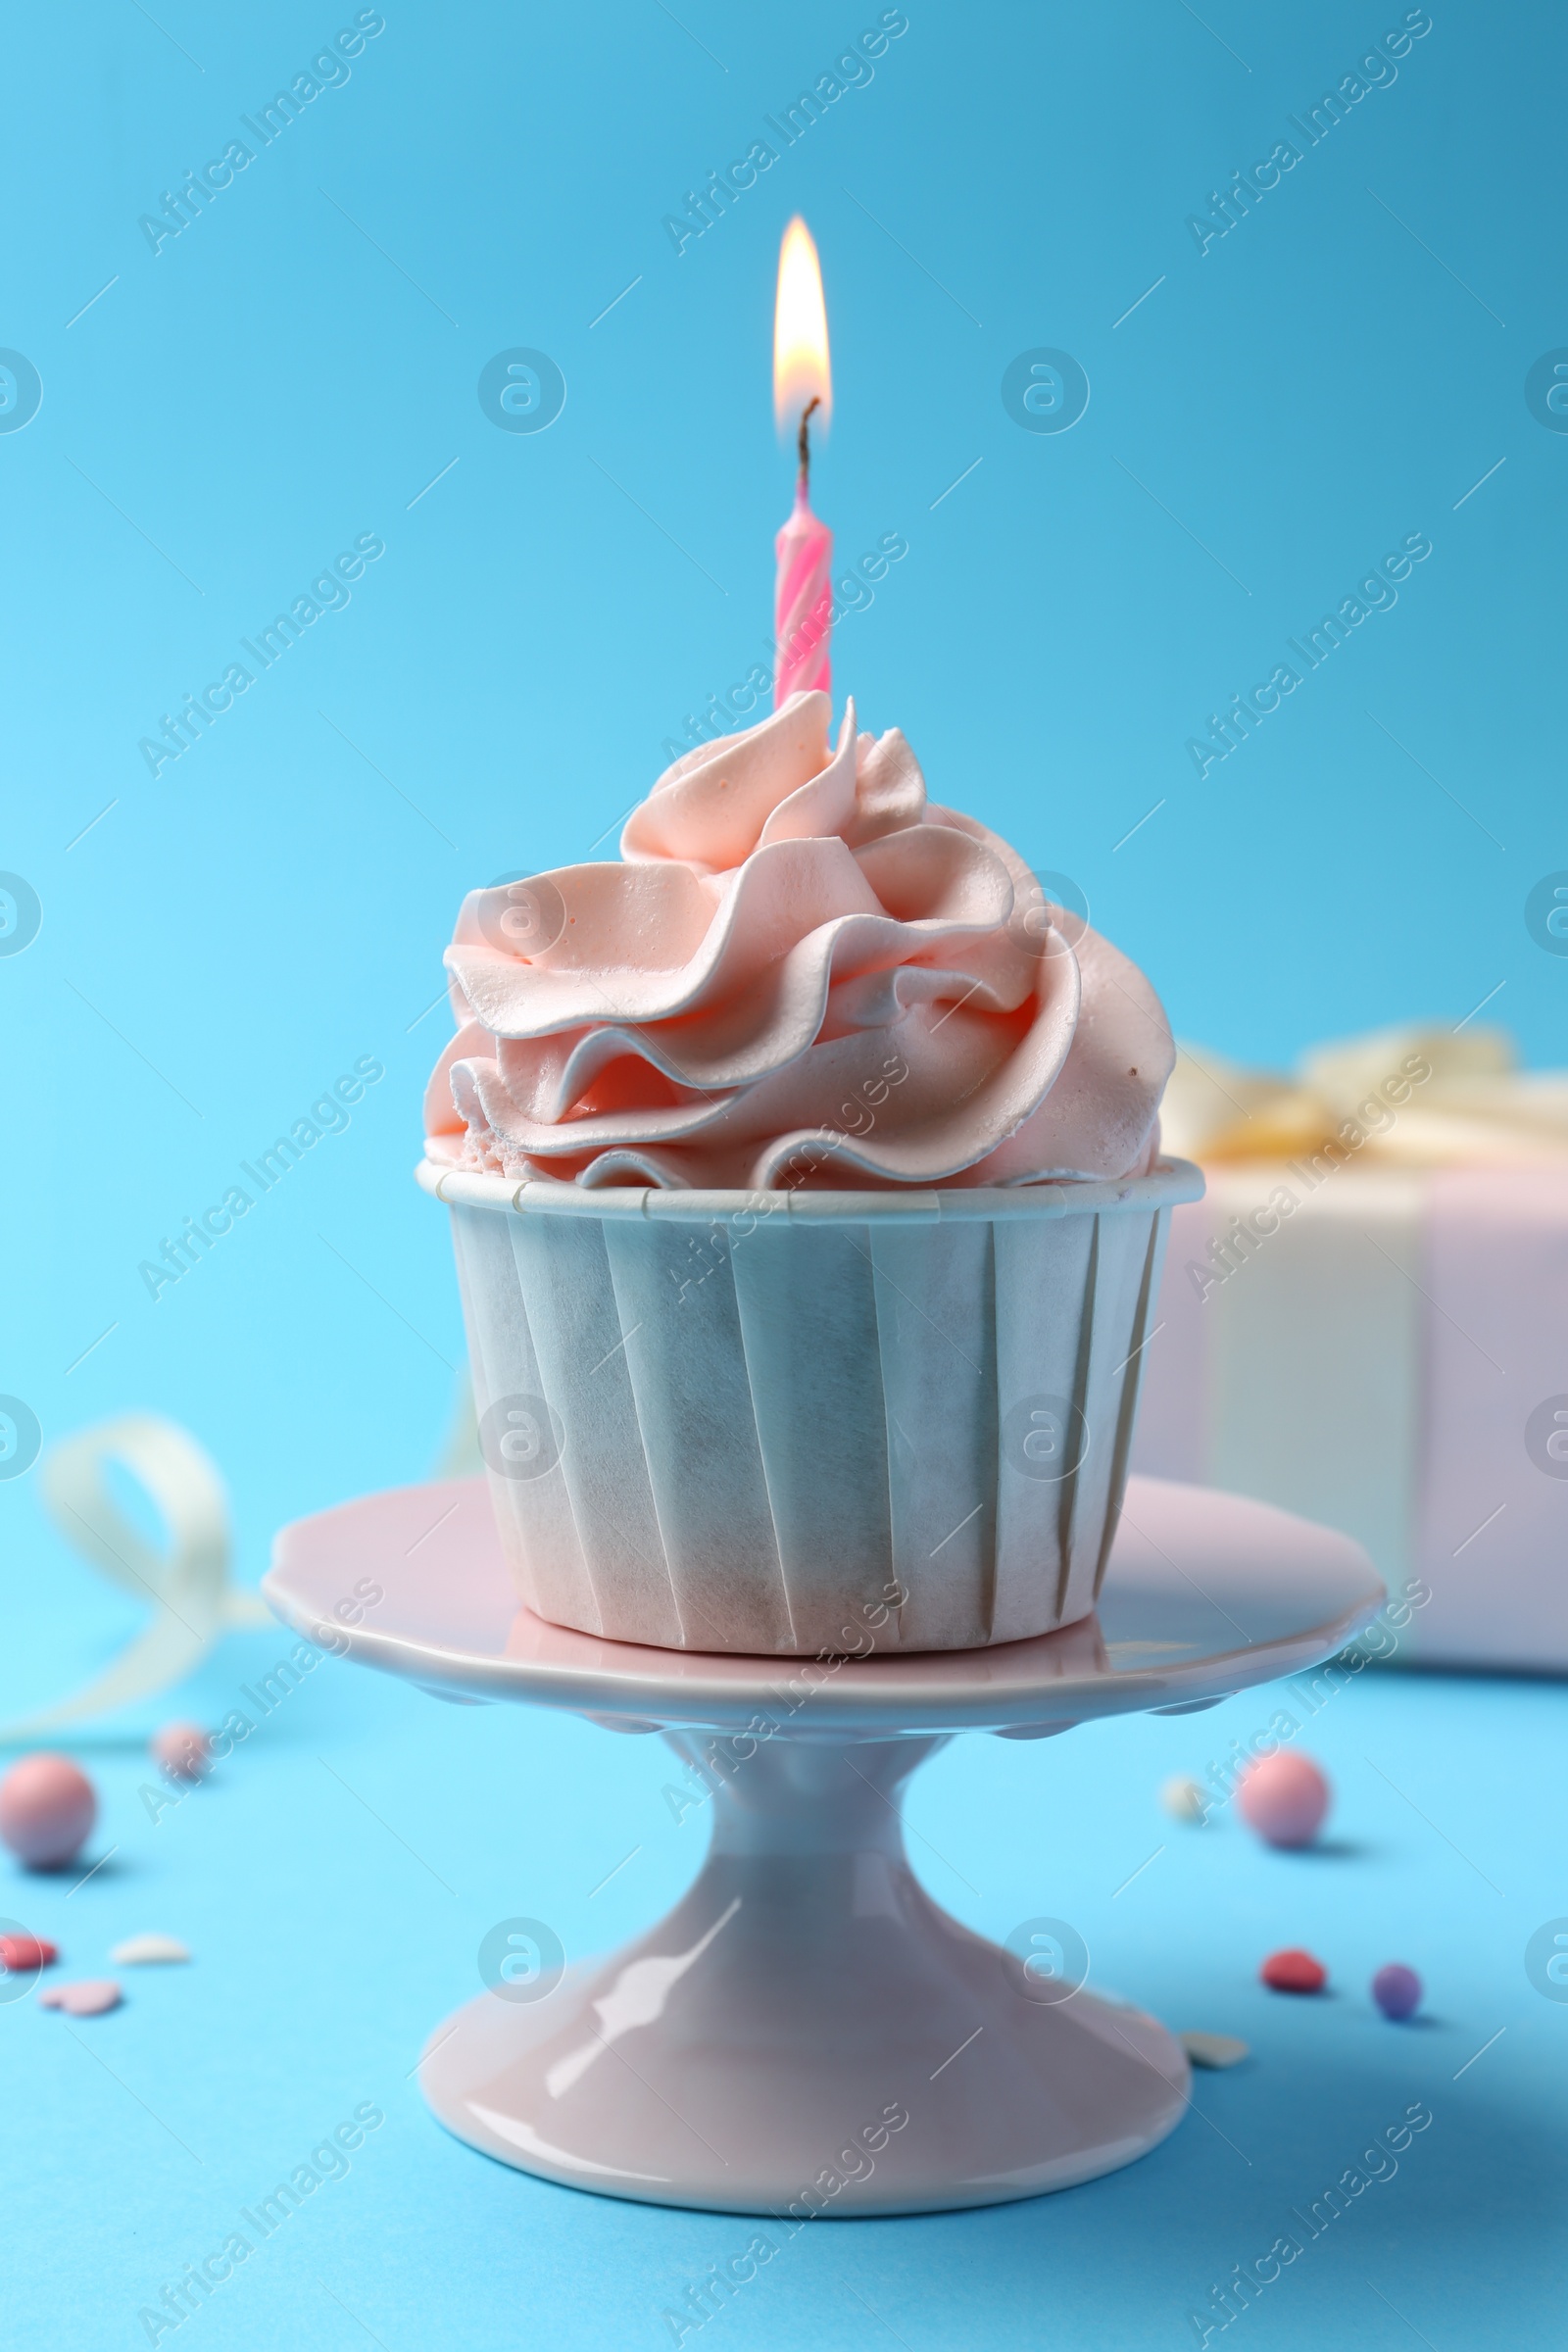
[1372,1963,1422,2020]
[0,1753,98,1870]
[150,1722,212,1784]
[1237,1749,1331,1848]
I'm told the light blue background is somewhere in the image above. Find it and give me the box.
[2,2,1564,2343]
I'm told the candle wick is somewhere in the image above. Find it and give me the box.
[797,395,820,489]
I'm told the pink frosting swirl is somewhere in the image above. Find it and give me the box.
[425,693,1173,1190]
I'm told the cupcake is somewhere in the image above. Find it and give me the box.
[421,693,1198,1653]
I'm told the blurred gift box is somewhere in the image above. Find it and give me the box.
[1133,1026,1568,1672]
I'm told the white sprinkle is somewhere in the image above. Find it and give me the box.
[110,1933,191,1966]
[1181,2031,1249,2070]
[1160,1774,1209,1823]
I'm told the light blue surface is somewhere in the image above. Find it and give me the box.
[2,2,1564,2342]
[3,1611,1563,2350]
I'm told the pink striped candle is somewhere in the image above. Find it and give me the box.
[773,450,833,708]
[772,219,833,709]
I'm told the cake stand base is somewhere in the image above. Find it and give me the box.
[418,1735,1186,2215]
[265,1473,1383,2216]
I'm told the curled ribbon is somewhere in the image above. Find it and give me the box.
[0,1414,270,1743]
[1159,1023,1568,1169]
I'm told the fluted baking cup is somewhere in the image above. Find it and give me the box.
[421,1159,1202,1654]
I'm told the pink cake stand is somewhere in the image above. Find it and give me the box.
[265,1473,1380,2217]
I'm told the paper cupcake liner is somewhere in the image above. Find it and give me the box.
[422,1161,1200,1654]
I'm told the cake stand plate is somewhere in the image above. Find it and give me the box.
[265,1474,1381,2216]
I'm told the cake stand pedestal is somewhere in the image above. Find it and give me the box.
[265,1474,1380,2217]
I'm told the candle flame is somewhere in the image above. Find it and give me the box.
[773,216,831,445]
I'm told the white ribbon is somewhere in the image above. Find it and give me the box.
[1160,1022,1568,1169]
[0,1414,270,1742]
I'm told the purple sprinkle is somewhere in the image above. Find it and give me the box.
[1372,1963,1421,2021]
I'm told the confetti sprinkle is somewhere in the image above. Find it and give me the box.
[150,1723,212,1784]
[1160,1774,1209,1824]
[39,1979,122,2016]
[0,1934,58,1972]
[1180,2031,1250,2069]
[0,1753,97,1869]
[1260,1946,1327,1993]
[111,1934,190,1966]
[1371,1962,1422,2020]
[1237,1750,1331,1848]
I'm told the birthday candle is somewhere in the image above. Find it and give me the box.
[772,218,833,708]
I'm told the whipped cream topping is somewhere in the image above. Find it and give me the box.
[425,694,1173,1190]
